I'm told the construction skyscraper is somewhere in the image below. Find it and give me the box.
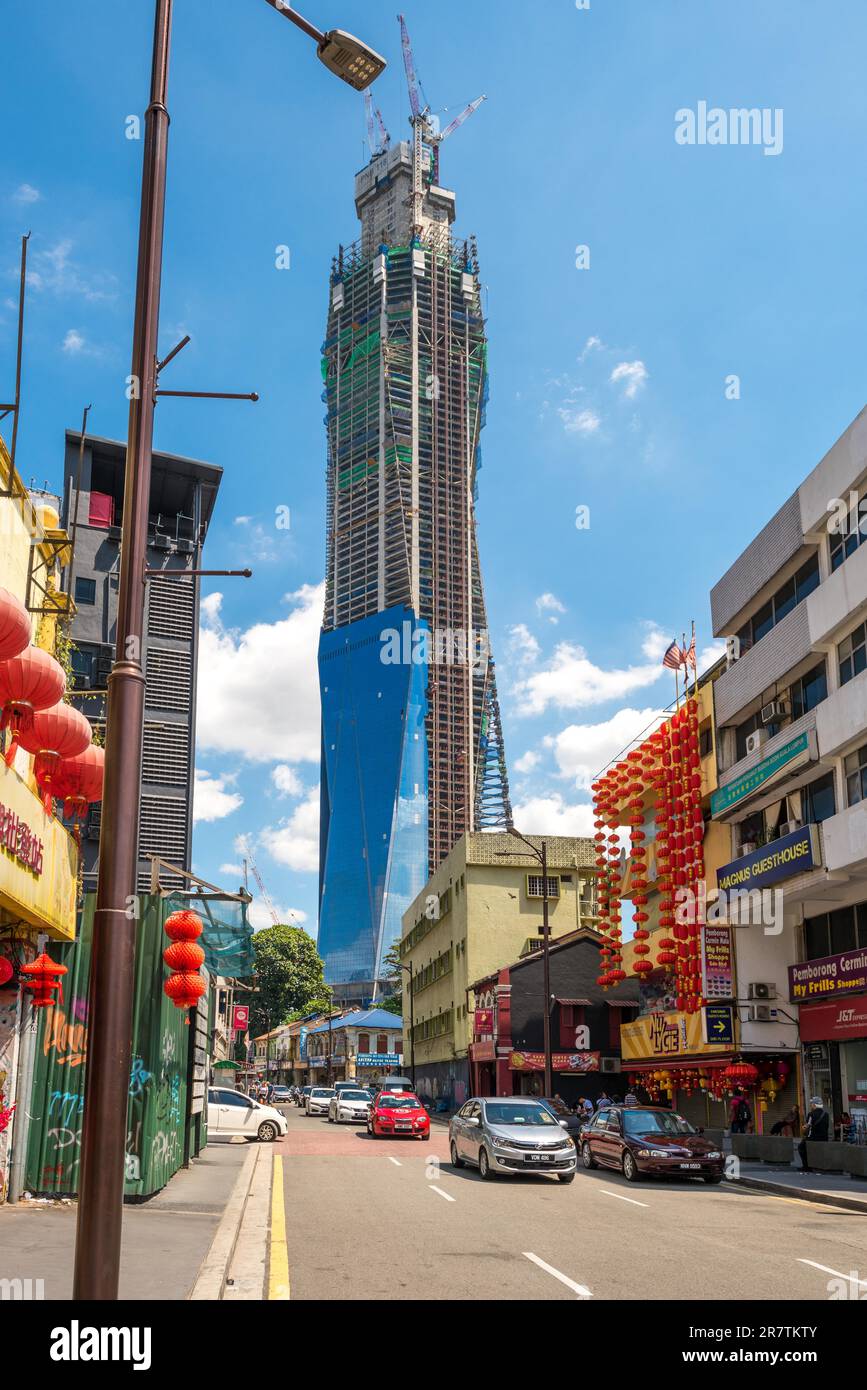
[318,18,512,1001]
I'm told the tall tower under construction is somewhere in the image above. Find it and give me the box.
[318,20,512,1001]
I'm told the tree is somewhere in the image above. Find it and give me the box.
[249,924,326,1036]
[378,939,403,1018]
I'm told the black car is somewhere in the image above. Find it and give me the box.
[538,1097,586,1136]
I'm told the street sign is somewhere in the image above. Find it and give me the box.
[702,1005,734,1047]
[232,1004,250,1032]
[702,925,733,1000]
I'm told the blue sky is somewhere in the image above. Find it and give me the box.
[3,1,867,933]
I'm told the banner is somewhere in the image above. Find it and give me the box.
[717,824,819,893]
[800,996,867,1043]
[621,1009,732,1061]
[509,1051,600,1073]
[702,925,734,999]
[474,1008,494,1034]
[232,1004,249,1033]
[789,947,867,1002]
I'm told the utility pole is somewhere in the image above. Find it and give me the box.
[400,963,416,1090]
[497,832,554,1097]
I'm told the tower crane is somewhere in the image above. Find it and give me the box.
[240,839,296,928]
[364,88,391,157]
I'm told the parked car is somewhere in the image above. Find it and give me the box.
[269,1085,293,1106]
[371,1077,414,1096]
[307,1086,337,1116]
[296,1085,313,1109]
[538,1097,585,1137]
[329,1088,373,1124]
[579,1105,724,1183]
[334,1080,366,1094]
[449,1097,576,1182]
[207,1087,288,1142]
[368,1092,430,1140]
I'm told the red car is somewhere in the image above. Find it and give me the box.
[367,1092,430,1140]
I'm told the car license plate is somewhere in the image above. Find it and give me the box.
[396,1123,411,1130]
[528,1154,551,1162]
[680,1162,701,1169]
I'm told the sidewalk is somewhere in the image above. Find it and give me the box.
[732,1159,867,1214]
[0,1140,250,1299]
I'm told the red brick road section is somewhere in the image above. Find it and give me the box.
[277,1114,451,1159]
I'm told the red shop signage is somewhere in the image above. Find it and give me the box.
[800,994,867,1043]
[474,1008,494,1034]
[510,1050,600,1073]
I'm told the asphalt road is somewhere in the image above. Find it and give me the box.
[274,1104,867,1301]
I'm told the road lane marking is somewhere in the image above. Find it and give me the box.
[431,1185,456,1202]
[389,1157,402,1167]
[523,1252,592,1299]
[268,1155,290,1301]
[798,1260,867,1287]
[598,1189,648,1207]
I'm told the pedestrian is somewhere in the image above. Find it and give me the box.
[798,1096,830,1171]
[583,1096,594,1117]
[729,1090,752,1134]
[596,1091,612,1110]
[624,1088,639,1106]
[770,1105,799,1137]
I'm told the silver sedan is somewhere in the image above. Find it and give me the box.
[449,1097,577,1182]
[328,1088,373,1124]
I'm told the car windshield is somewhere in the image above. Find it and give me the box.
[540,1098,569,1115]
[311,1089,336,1098]
[341,1090,371,1101]
[378,1096,418,1109]
[484,1102,557,1127]
[623,1110,696,1137]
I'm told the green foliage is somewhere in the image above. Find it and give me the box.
[250,924,326,1036]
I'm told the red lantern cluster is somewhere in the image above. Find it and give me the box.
[0,955,14,988]
[20,702,93,813]
[0,646,66,767]
[51,745,104,825]
[20,951,68,1009]
[0,587,31,662]
[163,909,207,1013]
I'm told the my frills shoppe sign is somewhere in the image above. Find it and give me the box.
[0,799,44,875]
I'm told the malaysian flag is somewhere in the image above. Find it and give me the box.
[662,639,681,671]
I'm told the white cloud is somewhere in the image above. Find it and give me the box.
[13,183,41,204]
[26,240,116,301]
[193,769,244,824]
[510,793,596,838]
[62,328,85,354]
[260,787,320,874]
[514,750,540,774]
[506,623,540,667]
[247,897,309,934]
[196,582,322,764]
[546,706,664,789]
[234,515,253,526]
[558,405,601,435]
[536,592,566,624]
[579,335,603,362]
[272,764,303,798]
[698,641,727,674]
[219,862,244,877]
[610,360,648,400]
[640,624,675,662]
[512,641,663,716]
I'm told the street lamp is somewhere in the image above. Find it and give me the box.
[399,964,416,1090]
[497,830,554,1098]
[72,0,385,1303]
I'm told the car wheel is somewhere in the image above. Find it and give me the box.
[257,1121,278,1142]
[478,1146,494,1180]
[558,1172,576,1184]
[704,1173,723,1184]
[622,1151,639,1182]
[450,1140,464,1169]
[581,1142,597,1170]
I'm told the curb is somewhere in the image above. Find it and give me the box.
[188,1145,259,1300]
[732,1174,867,1215]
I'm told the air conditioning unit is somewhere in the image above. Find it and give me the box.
[726,635,741,667]
[152,535,171,551]
[761,699,789,725]
[747,1004,774,1022]
[779,819,802,837]
[177,538,195,554]
[748,982,777,1001]
[600,1057,620,1075]
[746,729,768,756]
[740,841,757,857]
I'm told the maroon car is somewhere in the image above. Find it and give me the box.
[579,1106,724,1183]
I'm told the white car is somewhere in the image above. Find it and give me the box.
[328,1088,373,1124]
[207,1086,288,1142]
[306,1086,337,1116]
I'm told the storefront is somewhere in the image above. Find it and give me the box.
[792,948,867,1140]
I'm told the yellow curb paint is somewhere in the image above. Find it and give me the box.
[268,1154,290,1300]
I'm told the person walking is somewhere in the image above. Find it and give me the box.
[624,1088,639,1106]
[729,1090,752,1134]
[596,1091,612,1110]
[798,1096,830,1172]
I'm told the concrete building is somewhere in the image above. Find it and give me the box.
[710,405,867,1132]
[399,833,599,1108]
[61,431,221,892]
[304,1007,403,1090]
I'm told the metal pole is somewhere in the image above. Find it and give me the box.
[408,970,416,1090]
[64,404,91,604]
[541,840,553,1098]
[327,1008,333,1086]
[9,233,29,474]
[7,992,38,1204]
[73,0,174,1302]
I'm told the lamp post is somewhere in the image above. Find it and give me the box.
[72,0,385,1303]
[400,964,416,1090]
[497,831,554,1098]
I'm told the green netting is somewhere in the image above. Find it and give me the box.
[172,890,255,979]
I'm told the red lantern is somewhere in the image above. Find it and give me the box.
[722,1060,759,1086]
[163,939,206,972]
[0,956,13,987]
[19,951,68,1008]
[20,702,92,812]
[0,588,30,661]
[164,909,204,941]
[52,745,105,821]
[163,909,205,1012]
[0,647,66,766]
[164,971,207,1010]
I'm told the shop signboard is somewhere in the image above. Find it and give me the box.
[702,925,733,999]
[710,730,813,816]
[232,1004,250,1033]
[0,760,77,940]
[702,1005,735,1047]
[509,1051,600,1073]
[717,825,819,894]
[356,1052,401,1067]
[621,1009,732,1061]
[789,947,867,1002]
[800,996,867,1043]
[474,1008,494,1034]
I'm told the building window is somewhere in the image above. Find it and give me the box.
[74,576,96,605]
[358,1033,370,1053]
[790,660,827,720]
[699,727,713,758]
[805,771,836,824]
[527,874,560,899]
[376,1034,388,1054]
[735,553,820,654]
[829,497,864,572]
[845,744,867,808]
[839,621,867,687]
